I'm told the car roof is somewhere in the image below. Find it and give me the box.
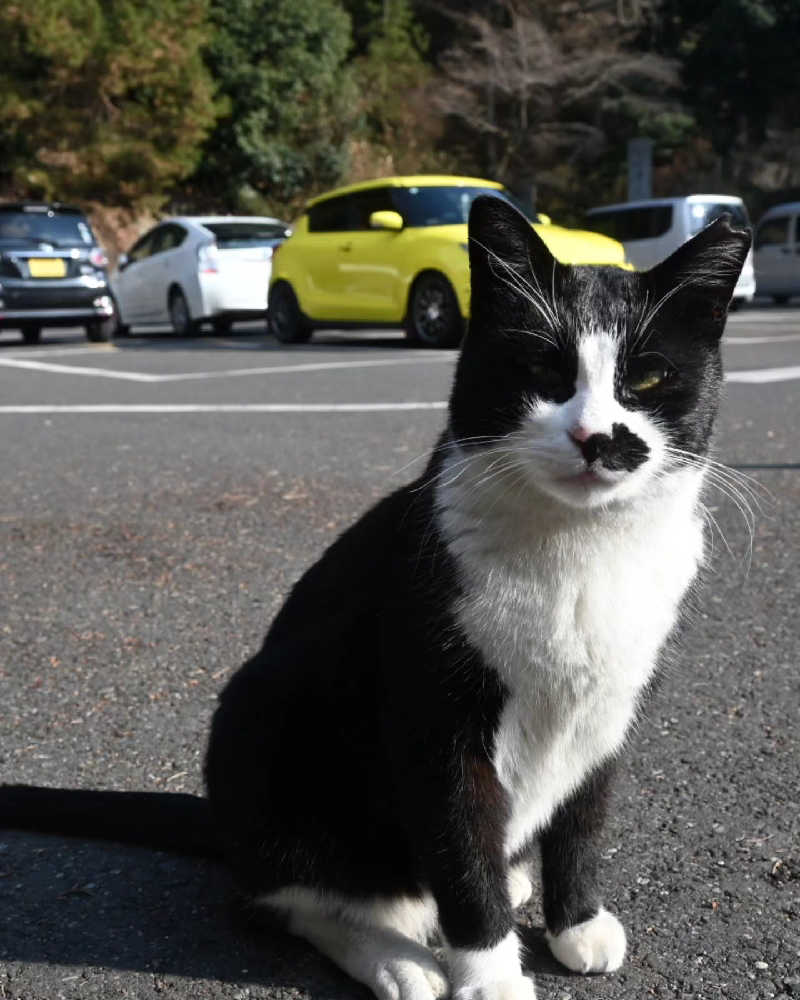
[169,215,287,226]
[588,194,746,213]
[758,201,800,218]
[0,201,86,215]
[306,175,504,207]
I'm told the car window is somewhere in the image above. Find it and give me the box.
[156,224,186,253]
[390,186,532,227]
[142,225,182,256]
[755,217,789,250]
[127,230,158,262]
[794,216,800,244]
[348,189,396,230]
[307,196,355,233]
[203,221,290,246]
[0,208,94,246]
[586,206,673,242]
[688,201,750,235]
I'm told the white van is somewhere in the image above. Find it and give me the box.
[586,195,756,306]
[753,202,800,304]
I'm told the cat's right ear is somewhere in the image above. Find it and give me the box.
[643,215,750,308]
[468,195,559,306]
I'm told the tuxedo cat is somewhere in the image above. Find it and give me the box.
[0,196,750,1000]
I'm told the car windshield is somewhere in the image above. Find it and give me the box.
[0,209,94,246]
[391,186,535,227]
[203,222,289,248]
[688,201,750,235]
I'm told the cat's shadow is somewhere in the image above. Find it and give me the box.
[0,832,566,994]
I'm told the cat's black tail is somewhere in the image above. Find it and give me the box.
[0,784,223,861]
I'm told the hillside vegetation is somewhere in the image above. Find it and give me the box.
[2,0,798,253]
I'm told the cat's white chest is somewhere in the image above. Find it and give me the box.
[441,480,705,856]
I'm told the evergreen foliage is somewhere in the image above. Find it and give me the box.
[0,0,217,209]
[192,0,356,214]
[0,0,797,224]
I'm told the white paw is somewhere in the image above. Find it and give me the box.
[507,865,533,909]
[546,908,626,973]
[373,955,450,1000]
[454,974,537,1000]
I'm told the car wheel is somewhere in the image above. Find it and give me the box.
[269,282,311,344]
[169,288,197,337]
[111,298,129,337]
[772,294,790,305]
[86,316,115,342]
[21,325,41,345]
[405,272,464,348]
[212,317,233,335]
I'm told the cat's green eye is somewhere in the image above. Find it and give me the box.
[628,370,665,392]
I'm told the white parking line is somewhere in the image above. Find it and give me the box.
[727,312,799,323]
[0,402,448,414]
[0,363,799,415]
[0,354,452,383]
[726,333,800,344]
[725,365,800,384]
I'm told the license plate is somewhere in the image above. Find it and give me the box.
[28,258,66,278]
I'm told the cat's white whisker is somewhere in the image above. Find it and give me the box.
[697,500,736,562]
[472,237,561,337]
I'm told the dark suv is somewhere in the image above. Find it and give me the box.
[0,202,115,344]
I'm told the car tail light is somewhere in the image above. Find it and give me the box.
[89,247,108,269]
[197,241,220,274]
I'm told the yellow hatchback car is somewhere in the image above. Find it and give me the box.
[268,175,629,348]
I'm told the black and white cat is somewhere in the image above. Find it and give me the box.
[0,196,750,1000]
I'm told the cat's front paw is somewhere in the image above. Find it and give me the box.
[507,865,533,909]
[373,954,449,1000]
[546,908,626,973]
[454,974,537,1000]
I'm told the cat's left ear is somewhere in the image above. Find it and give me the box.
[645,215,751,335]
[468,195,561,316]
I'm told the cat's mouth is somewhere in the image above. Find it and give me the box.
[558,466,621,488]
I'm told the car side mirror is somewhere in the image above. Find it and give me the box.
[117,253,130,271]
[369,210,404,232]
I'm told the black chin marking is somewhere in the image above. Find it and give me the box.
[577,423,650,472]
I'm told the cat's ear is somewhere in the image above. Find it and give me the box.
[468,195,560,308]
[644,216,751,334]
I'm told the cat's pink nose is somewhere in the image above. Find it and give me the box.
[568,424,593,444]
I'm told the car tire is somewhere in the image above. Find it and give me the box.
[21,325,41,345]
[772,294,790,305]
[212,317,233,335]
[86,316,115,342]
[269,282,312,344]
[169,288,198,337]
[405,272,464,348]
[110,298,129,338]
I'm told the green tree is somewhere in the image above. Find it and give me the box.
[350,0,445,174]
[0,0,218,209]
[655,0,800,155]
[193,0,356,214]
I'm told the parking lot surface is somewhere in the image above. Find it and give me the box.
[1,309,798,1000]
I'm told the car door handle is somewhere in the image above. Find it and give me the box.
[780,246,792,254]
[339,242,352,252]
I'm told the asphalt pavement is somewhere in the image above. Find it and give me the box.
[0,307,798,1000]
